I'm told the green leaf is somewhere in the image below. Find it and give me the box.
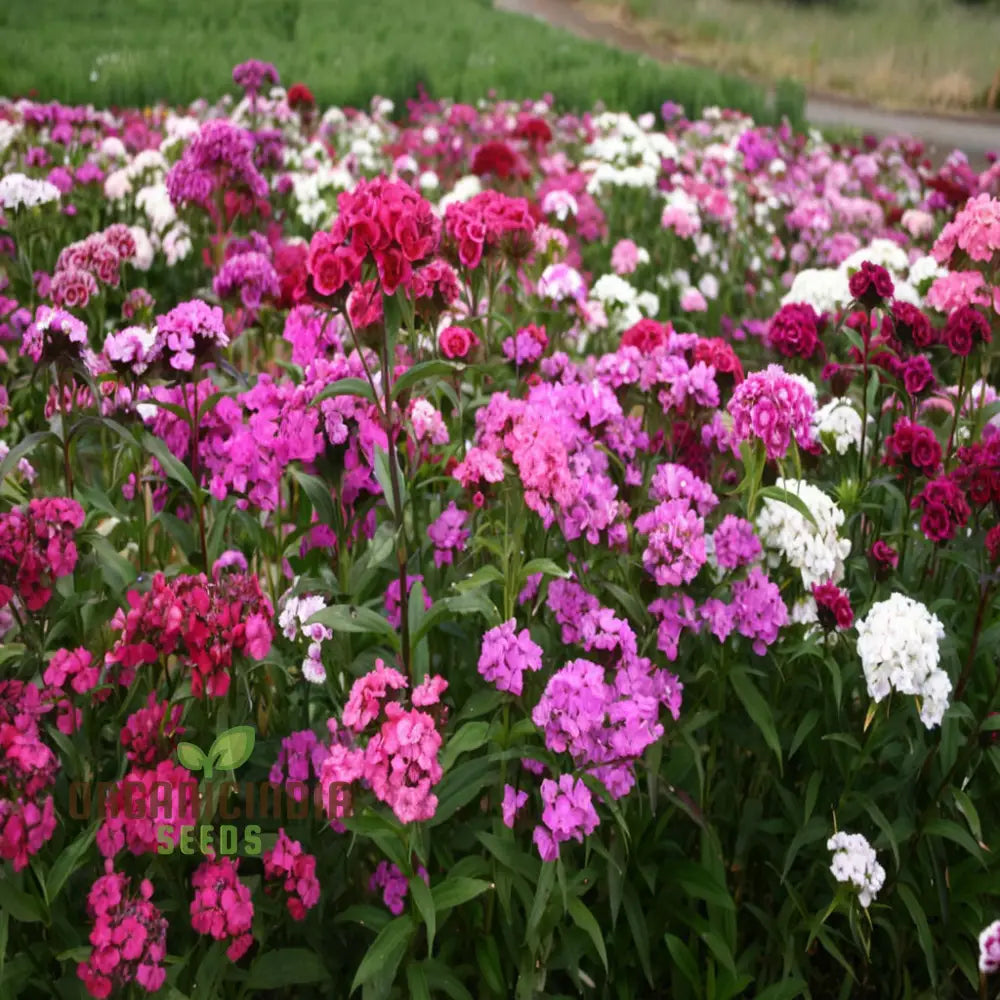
[307,604,401,651]
[897,883,937,986]
[350,916,414,994]
[142,432,198,497]
[440,722,491,772]
[372,446,406,511]
[622,884,653,986]
[567,897,608,972]
[923,817,986,865]
[289,468,336,528]
[475,938,506,995]
[663,933,700,992]
[451,565,504,593]
[46,826,96,903]
[757,485,818,528]
[0,432,55,485]
[951,787,985,847]
[208,726,255,771]
[85,534,139,594]
[176,742,207,773]
[754,980,808,1000]
[729,668,782,769]
[0,877,44,923]
[391,360,464,400]
[311,377,376,405]
[406,963,432,1000]
[525,860,555,948]
[245,948,330,989]
[518,558,571,584]
[409,875,436,954]
[431,877,492,913]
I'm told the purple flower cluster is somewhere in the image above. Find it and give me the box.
[426,501,470,567]
[213,251,279,310]
[533,775,600,861]
[478,619,544,696]
[165,120,267,210]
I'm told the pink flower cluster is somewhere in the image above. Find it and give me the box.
[0,496,85,611]
[727,364,816,460]
[154,298,229,372]
[318,660,448,824]
[120,692,185,765]
[77,862,167,998]
[262,829,321,920]
[51,223,136,308]
[533,775,599,862]
[190,856,254,960]
[0,680,58,870]
[932,193,1000,267]
[96,759,199,858]
[443,190,536,269]
[104,570,274,696]
[20,304,88,364]
[426,501,470,567]
[307,177,440,297]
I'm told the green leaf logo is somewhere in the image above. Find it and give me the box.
[176,726,255,779]
[176,741,208,773]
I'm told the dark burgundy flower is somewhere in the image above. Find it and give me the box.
[986,524,1000,566]
[767,302,820,359]
[901,355,935,396]
[888,300,935,350]
[812,581,854,630]
[849,261,895,310]
[912,476,970,544]
[943,305,991,357]
[869,540,899,580]
[471,141,520,180]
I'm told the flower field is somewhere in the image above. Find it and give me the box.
[2,61,1000,1000]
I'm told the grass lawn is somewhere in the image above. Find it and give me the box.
[0,0,803,125]
[585,0,1000,112]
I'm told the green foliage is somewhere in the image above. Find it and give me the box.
[0,0,803,125]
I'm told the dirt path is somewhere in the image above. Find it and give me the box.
[496,0,1000,164]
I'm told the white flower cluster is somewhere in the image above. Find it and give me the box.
[583,111,676,193]
[813,397,864,455]
[0,172,61,211]
[279,593,333,685]
[828,831,885,908]
[781,267,851,313]
[756,478,851,589]
[590,274,659,333]
[856,593,950,728]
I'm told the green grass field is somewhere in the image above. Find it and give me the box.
[0,0,804,125]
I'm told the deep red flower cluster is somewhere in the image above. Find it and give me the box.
[0,496,85,611]
[887,300,935,350]
[307,177,440,297]
[812,581,854,629]
[848,260,895,309]
[952,437,1000,508]
[912,476,971,543]
[471,140,526,180]
[883,418,942,477]
[766,302,821,359]
[986,524,1000,565]
[942,305,991,356]
[104,570,275,696]
[286,83,315,111]
[443,190,536,269]
[693,335,744,383]
[621,318,670,353]
[77,861,168,998]
[0,680,58,871]
[868,539,899,579]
